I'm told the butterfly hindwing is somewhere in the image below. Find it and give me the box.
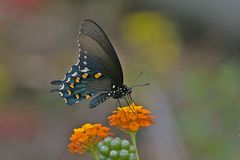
[51,64,112,105]
[51,65,96,105]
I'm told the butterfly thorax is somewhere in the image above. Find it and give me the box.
[111,85,132,99]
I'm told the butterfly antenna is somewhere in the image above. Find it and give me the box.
[130,83,150,88]
[131,72,143,86]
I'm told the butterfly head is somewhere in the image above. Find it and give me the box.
[121,85,132,95]
[126,86,132,94]
[112,85,132,99]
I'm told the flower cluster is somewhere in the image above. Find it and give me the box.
[68,123,110,154]
[68,104,155,160]
[97,136,137,160]
[108,103,155,132]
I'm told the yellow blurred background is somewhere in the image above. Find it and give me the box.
[0,0,239,159]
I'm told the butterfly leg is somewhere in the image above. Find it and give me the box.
[126,94,139,115]
[124,96,131,106]
[115,99,119,108]
[117,99,129,122]
[127,94,136,105]
[124,96,139,119]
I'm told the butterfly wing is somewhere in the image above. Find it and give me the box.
[79,19,123,86]
[51,19,123,106]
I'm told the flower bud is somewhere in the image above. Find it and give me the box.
[110,138,121,150]
[121,140,130,149]
[99,145,110,156]
[104,137,113,145]
[109,150,119,159]
[119,149,129,160]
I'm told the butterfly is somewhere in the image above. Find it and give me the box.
[50,19,133,108]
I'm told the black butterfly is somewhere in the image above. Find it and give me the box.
[51,19,133,108]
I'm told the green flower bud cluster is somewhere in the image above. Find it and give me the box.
[97,137,137,160]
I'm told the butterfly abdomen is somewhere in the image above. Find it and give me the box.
[89,93,111,108]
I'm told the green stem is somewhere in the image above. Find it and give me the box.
[89,147,98,160]
[129,131,140,160]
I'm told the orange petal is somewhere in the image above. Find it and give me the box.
[129,121,140,132]
[139,120,153,127]
[128,112,138,121]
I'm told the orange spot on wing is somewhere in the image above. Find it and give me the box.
[75,77,80,83]
[85,95,91,99]
[67,90,71,95]
[69,83,74,88]
[94,72,102,79]
[82,73,88,79]
[75,94,80,99]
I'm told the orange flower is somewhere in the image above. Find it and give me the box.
[108,103,155,132]
[68,123,110,154]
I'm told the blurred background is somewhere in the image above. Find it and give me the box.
[0,0,240,159]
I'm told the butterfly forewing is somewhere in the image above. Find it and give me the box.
[79,19,123,86]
